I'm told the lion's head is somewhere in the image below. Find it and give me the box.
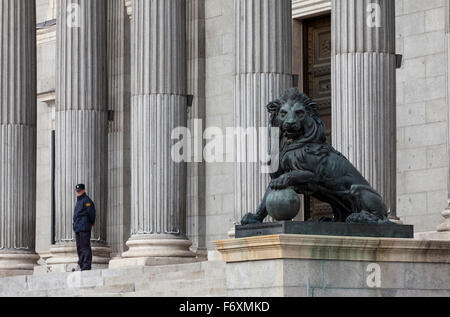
[267,88,326,144]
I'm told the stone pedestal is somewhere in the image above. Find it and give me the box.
[215,234,450,297]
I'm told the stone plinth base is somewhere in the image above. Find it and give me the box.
[109,235,197,269]
[236,221,414,239]
[215,234,450,297]
[41,242,111,273]
[215,234,450,263]
[0,251,39,277]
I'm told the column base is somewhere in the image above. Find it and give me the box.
[41,241,111,273]
[194,247,208,260]
[0,250,39,277]
[109,234,197,269]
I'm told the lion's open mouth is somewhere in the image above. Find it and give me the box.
[283,131,302,139]
[283,125,303,138]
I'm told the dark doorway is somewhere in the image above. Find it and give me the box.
[302,15,333,221]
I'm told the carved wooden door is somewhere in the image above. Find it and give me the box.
[303,15,333,221]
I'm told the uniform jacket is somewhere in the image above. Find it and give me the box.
[73,193,96,233]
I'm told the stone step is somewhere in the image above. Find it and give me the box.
[102,269,206,287]
[82,276,226,297]
[86,292,125,297]
[28,270,104,291]
[82,283,135,296]
[167,285,227,297]
[127,287,227,297]
[134,277,226,293]
[0,261,227,297]
[100,261,205,280]
[0,275,29,295]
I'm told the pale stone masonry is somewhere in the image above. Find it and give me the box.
[0,0,39,276]
[35,10,56,259]
[395,0,449,231]
[106,0,131,258]
[203,0,235,248]
[186,0,208,256]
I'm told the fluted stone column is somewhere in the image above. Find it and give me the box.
[0,0,39,277]
[331,0,398,220]
[47,0,110,267]
[233,0,293,227]
[110,0,195,268]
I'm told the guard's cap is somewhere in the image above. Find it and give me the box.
[75,184,86,191]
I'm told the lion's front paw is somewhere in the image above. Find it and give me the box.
[241,213,263,225]
[270,175,291,190]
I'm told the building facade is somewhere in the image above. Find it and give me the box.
[1,0,450,273]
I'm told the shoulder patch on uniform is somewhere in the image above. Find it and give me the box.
[85,203,91,207]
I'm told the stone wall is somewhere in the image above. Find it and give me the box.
[35,100,53,255]
[395,0,449,231]
[106,0,132,258]
[203,0,235,249]
[35,0,55,255]
[36,0,50,23]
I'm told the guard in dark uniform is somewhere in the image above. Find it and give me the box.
[73,184,96,271]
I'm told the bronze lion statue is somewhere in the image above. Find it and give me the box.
[241,88,391,225]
